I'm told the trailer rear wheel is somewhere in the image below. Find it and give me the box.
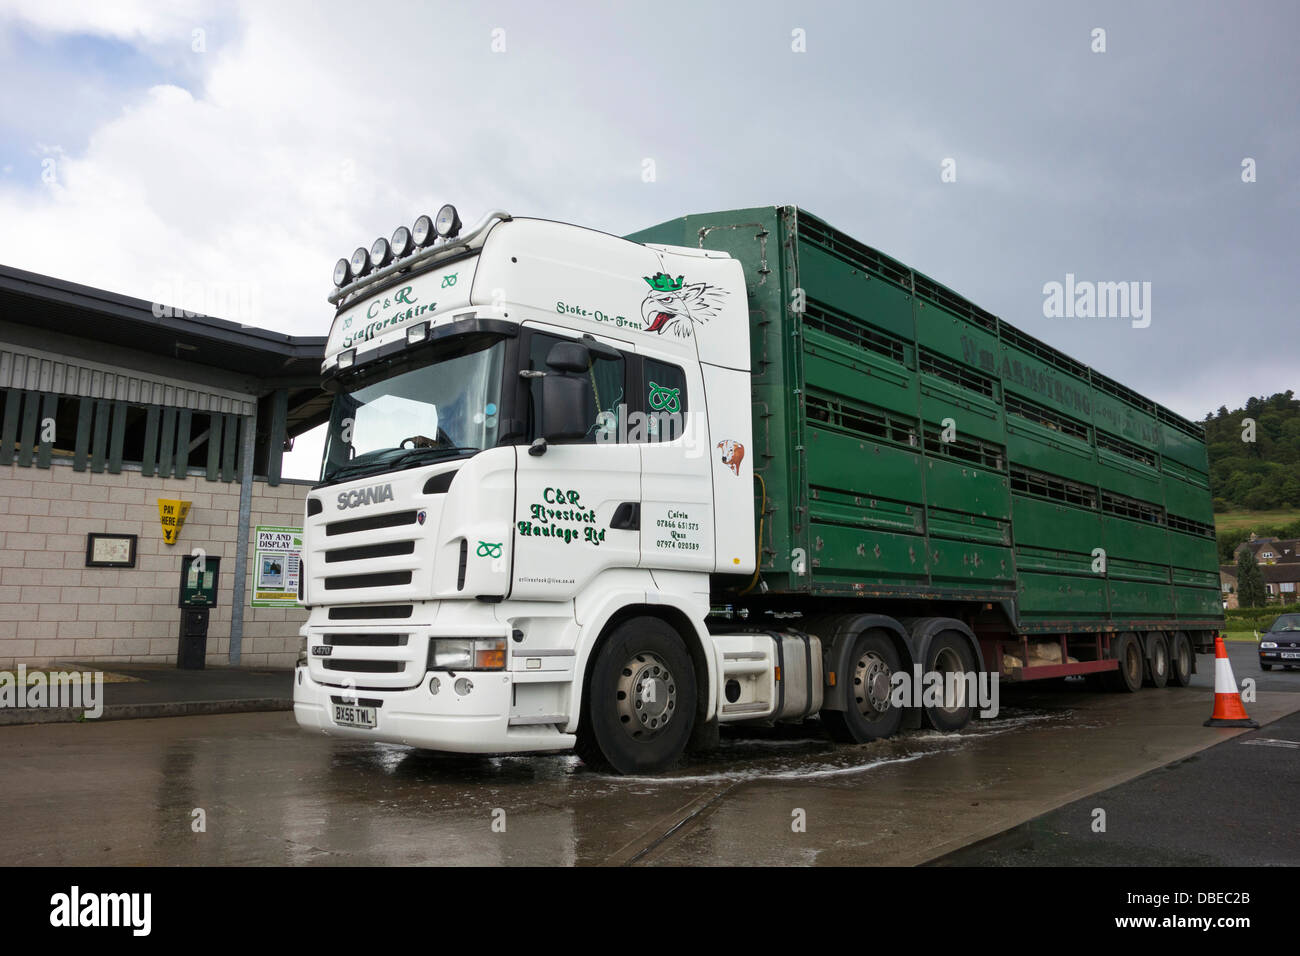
[1169,631,1194,687]
[821,631,903,743]
[1102,632,1143,693]
[575,617,697,774]
[1144,632,1170,688]
[921,632,976,732]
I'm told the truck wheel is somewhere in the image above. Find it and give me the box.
[1169,632,1194,687]
[1144,632,1170,688]
[921,631,976,732]
[575,617,696,775]
[1101,632,1143,693]
[821,631,904,743]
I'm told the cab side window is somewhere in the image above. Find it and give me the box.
[526,333,626,443]
[642,359,687,443]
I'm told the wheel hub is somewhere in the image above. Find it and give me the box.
[853,652,892,717]
[616,652,677,739]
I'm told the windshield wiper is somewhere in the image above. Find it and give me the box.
[322,445,481,486]
[322,445,421,483]
[385,445,480,472]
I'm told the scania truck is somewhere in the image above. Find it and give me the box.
[293,204,1224,773]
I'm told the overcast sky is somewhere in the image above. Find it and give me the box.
[1,0,1296,442]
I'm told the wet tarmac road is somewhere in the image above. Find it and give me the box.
[2,643,1296,866]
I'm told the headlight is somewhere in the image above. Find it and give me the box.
[1260,641,1277,648]
[429,640,473,670]
[427,637,506,671]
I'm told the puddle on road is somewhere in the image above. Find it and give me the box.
[607,707,1076,787]
[316,705,1076,795]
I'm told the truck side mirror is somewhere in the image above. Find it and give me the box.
[545,341,591,373]
[534,341,592,451]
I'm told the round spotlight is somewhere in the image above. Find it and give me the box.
[332,257,351,288]
[434,204,462,239]
[412,214,435,247]
[370,236,392,269]
[349,246,371,279]
[391,225,413,258]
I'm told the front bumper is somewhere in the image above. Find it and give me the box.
[1259,648,1300,665]
[293,666,575,754]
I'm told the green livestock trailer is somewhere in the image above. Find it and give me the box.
[627,206,1223,686]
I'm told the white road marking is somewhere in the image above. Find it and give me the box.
[1239,738,1300,749]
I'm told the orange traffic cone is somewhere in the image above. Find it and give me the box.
[1203,635,1258,728]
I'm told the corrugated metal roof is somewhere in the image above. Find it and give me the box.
[0,343,257,416]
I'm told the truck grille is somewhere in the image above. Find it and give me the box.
[325,540,416,563]
[323,659,406,674]
[328,604,413,620]
[326,510,418,536]
[323,633,409,647]
[324,570,413,590]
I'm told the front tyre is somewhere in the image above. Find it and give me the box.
[576,617,696,774]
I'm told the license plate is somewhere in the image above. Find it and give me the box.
[1281,652,1300,660]
[332,703,377,728]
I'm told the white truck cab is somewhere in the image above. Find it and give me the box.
[294,208,768,773]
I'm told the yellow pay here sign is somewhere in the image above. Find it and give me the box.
[158,499,192,545]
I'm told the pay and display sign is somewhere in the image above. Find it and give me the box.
[252,525,303,608]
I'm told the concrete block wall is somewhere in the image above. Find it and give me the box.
[0,462,310,669]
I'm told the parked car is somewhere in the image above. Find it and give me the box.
[1259,613,1300,670]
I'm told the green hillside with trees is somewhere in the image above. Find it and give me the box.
[1204,391,1300,512]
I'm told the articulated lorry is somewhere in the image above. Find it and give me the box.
[294,204,1224,773]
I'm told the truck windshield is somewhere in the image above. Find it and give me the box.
[320,337,505,484]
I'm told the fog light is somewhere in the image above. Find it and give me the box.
[428,675,441,695]
[406,321,429,345]
[412,214,435,247]
[349,246,371,278]
[336,348,356,369]
[391,225,413,258]
[332,257,350,287]
[454,677,473,696]
[434,204,461,239]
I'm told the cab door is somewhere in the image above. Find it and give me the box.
[511,323,641,601]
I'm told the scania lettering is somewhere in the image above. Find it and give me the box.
[337,484,395,510]
[294,205,1224,773]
